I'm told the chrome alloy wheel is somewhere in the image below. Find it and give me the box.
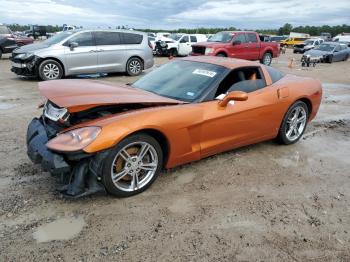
[128,60,141,74]
[285,105,307,141]
[111,142,158,192]
[263,54,272,65]
[43,63,60,79]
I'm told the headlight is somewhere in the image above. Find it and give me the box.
[205,48,213,55]
[15,53,34,60]
[46,126,101,152]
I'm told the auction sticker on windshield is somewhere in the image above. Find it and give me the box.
[192,69,217,78]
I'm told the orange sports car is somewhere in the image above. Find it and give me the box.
[26,56,322,198]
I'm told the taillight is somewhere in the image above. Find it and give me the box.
[148,40,152,49]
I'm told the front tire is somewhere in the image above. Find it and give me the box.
[216,53,227,57]
[261,52,272,65]
[277,101,308,145]
[102,133,163,197]
[38,59,63,80]
[126,57,143,76]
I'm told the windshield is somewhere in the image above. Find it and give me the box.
[315,43,336,51]
[169,33,182,41]
[132,60,227,102]
[43,31,74,45]
[0,25,11,34]
[304,40,314,45]
[208,32,233,43]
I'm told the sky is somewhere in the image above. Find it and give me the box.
[1,0,349,30]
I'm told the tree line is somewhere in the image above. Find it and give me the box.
[6,23,350,37]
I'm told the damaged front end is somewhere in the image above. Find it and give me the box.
[27,101,155,198]
[10,53,40,77]
[27,116,107,198]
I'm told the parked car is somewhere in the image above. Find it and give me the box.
[0,24,18,59]
[11,29,154,80]
[280,37,309,47]
[268,35,288,43]
[25,25,47,39]
[302,42,349,63]
[191,31,280,65]
[320,32,332,41]
[26,56,322,198]
[13,33,34,46]
[293,38,324,54]
[333,35,350,43]
[155,33,207,56]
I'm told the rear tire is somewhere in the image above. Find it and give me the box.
[277,101,309,145]
[126,57,143,76]
[261,52,272,65]
[38,59,63,81]
[216,53,226,57]
[102,133,163,197]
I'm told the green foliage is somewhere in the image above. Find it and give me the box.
[5,23,350,37]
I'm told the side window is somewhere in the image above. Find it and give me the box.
[265,66,285,83]
[246,33,258,43]
[233,34,247,44]
[190,36,197,42]
[215,67,266,97]
[94,32,121,45]
[121,33,143,44]
[315,41,319,45]
[180,36,189,43]
[66,32,93,46]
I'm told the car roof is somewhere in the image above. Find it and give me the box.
[181,56,261,69]
[71,29,147,35]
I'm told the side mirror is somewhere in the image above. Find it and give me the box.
[218,91,248,107]
[232,40,241,45]
[69,41,78,50]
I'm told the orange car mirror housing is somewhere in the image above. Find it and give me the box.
[218,91,248,107]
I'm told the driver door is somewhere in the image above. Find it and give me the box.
[64,32,97,74]
[178,35,192,56]
[199,85,280,158]
[228,33,248,59]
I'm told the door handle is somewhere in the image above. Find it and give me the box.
[244,46,249,48]
[97,49,104,52]
[89,50,96,53]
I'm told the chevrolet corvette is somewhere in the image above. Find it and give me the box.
[26,56,322,198]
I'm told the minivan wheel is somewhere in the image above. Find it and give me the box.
[126,57,143,76]
[102,133,163,197]
[277,101,308,145]
[38,59,63,80]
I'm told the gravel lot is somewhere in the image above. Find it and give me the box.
[1,50,350,261]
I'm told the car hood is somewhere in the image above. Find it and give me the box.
[39,79,185,112]
[193,41,227,48]
[13,42,49,54]
[304,49,332,56]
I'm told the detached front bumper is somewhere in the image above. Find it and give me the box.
[26,118,106,198]
[27,118,70,175]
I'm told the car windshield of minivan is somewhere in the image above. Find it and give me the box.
[43,31,74,45]
[208,32,233,43]
[132,60,226,102]
[315,43,336,51]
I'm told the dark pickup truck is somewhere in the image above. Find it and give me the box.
[191,31,280,65]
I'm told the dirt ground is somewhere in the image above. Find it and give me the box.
[1,49,350,261]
